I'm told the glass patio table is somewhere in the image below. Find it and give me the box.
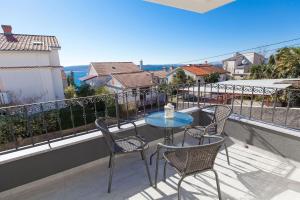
[145,111,193,165]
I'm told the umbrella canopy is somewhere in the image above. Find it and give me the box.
[145,0,234,14]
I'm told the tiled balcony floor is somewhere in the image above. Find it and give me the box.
[1,133,300,200]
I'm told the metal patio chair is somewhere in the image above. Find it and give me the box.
[181,105,232,165]
[95,118,153,193]
[155,136,225,200]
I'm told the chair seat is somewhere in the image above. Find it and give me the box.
[186,125,217,138]
[114,136,147,153]
[163,151,187,174]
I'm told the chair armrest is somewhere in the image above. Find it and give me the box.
[118,119,139,136]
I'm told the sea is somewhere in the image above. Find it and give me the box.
[64,64,181,86]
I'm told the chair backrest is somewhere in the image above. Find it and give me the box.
[213,105,231,135]
[182,136,224,175]
[95,118,115,153]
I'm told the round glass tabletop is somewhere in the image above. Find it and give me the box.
[145,111,193,128]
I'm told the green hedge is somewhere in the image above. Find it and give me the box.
[0,101,116,145]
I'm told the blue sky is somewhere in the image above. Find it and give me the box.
[1,0,300,66]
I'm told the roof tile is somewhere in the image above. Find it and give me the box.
[0,33,60,51]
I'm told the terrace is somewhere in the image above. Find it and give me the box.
[0,82,300,200]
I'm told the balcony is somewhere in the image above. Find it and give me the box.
[0,83,300,199]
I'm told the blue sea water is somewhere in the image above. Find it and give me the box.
[63,64,180,86]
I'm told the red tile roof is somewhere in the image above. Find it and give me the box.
[112,71,155,89]
[0,33,60,51]
[90,62,141,76]
[149,70,168,78]
[182,64,228,76]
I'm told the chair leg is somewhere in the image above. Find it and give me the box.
[182,130,187,147]
[212,169,222,200]
[177,176,185,200]
[224,143,230,165]
[141,150,153,186]
[154,151,160,188]
[163,160,167,182]
[108,155,115,193]
[108,153,112,168]
[140,152,145,160]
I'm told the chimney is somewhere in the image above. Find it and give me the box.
[205,61,208,64]
[162,66,167,72]
[170,66,174,71]
[1,25,12,35]
[150,72,155,83]
[139,60,143,71]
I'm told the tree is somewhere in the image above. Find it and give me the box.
[64,85,76,99]
[204,72,220,83]
[76,83,95,97]
[172,68,187,85]
[67,71,75,86]
[95,86,110,95]
[249,47,300,80]
[249,64,274,79]
[186,75,196,84]
[274,47,300,78]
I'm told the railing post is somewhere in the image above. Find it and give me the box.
[231,85,235,111]
[114,93,120,128]
[284,90,291,127]
[271,88,278,123]
[249,86,254,119]
[260,87,266,120]
[240,86,244,115]
[197,82,200,107]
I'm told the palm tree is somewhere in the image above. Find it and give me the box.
[274,47,300,78]
[249,64,274,79]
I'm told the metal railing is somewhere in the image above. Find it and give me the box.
[0,83,299,154]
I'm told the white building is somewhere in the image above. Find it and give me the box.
[223,52,265,79]
[0,25,65,105]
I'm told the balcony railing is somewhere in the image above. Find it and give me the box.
[0,83,299,154]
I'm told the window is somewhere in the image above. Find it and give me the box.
[132,88,137,96]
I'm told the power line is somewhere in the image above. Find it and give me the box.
[176,37,300,64]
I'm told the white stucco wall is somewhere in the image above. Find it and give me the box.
[223,61,236,74]
[0,50,60,67]
[0,67,64,104]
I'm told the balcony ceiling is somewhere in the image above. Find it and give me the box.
[145,0,234,13]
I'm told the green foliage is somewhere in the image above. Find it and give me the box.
[249,64,274,79]
[171,69,195,85]
[0,101,116,146]
[64,85,76,99]
[172,69,187,84]
[95,86,110,95]
[204,72,220,83]
[76,84,95,97]
[250,47,300,79]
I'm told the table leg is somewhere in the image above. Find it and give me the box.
[150,128,174,165]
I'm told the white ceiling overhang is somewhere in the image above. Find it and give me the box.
[145,0,234,13]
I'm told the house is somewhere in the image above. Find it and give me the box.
[81,62,141,88]
[0,25,64,105]
[223,52,265,79]
[167,64,228,84]
[107,71,160,106]
[148,70,168,84]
